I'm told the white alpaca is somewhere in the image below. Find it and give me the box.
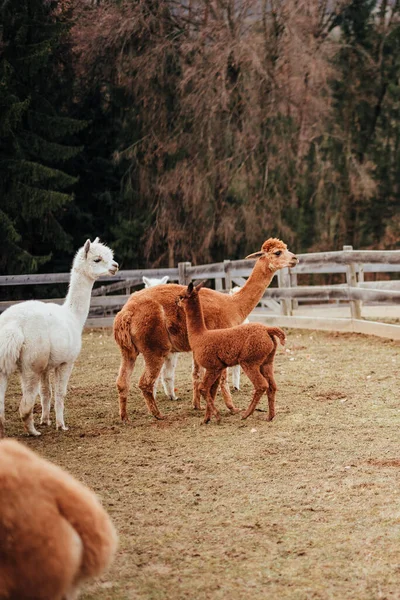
[0,238,118,438]
[142,276,179,400]
[229,286,250,391]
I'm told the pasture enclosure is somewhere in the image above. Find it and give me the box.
[0,246,399,339]
[3,328,400,599]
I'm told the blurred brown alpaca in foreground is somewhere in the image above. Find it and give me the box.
[0,440,118,600]
[178,281,286,424]
[114,238,297,421]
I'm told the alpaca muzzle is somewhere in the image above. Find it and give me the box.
[109,261,119,275]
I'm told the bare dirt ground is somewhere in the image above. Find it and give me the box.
[4,328,400,600]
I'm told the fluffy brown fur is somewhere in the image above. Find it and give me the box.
[113,238,297,421]
[0,440,118,600]
[178,282,286,423]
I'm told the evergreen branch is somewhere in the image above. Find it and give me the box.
[9,160,78,189]
[27,111,88,140]
[17,184,73,217]
[20,131,83,164]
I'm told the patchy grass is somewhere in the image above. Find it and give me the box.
[4,328,400,600]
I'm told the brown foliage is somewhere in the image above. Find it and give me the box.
[72,0,347,264]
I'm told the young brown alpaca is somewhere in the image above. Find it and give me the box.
[0,440,118,600]
[114,238,297,421]
[178,282,285,423]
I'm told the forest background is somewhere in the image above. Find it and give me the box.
[1,0,400,280]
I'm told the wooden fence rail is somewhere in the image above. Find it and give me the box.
[1,246,399,339]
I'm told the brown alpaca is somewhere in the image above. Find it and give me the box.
[178,282,285,423]
[114,238,297,421]
[0,440,118,600]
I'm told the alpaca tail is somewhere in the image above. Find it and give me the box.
[0,323,24,375]
[113,310,135,352]
[267,327,286,346]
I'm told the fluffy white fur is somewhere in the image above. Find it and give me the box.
[0,238,118,437]
[142,275,169,287]
[142,275,179,400]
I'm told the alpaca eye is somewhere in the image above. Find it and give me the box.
[93,258,102,263]
[274,251,282,256]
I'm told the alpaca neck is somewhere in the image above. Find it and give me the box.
[231,260,277,320]
[184,296,207,341]
[64,268,95,330]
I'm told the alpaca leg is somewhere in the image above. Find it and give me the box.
[116,350,138,422]
[63,588,80,600]
[219,369,240,414]
[199,370,222,424]
[154,373,160,397]
[192,359,203,410]
[19,371,41,436]
[0,373,7,438]
[261,363,277,422]
[161,353,179,400]
[239,363,269,420]
[54,362,74,431]
[40,371,52,426]
[231,364,241,391]
[208,374,223,422]
[139,353,166,419]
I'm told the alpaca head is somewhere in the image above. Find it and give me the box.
[177,281,204,308]
[246,238,298,272]
[143,275,169,288]
[73,237,119,280]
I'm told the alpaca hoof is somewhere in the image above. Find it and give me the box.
[230,407,241,415]
[153,413,165,420]
[40,418,51,426]
[120,413,130,423]
[241,413,250,420]
[266,415,275,422]
[28,429,42,437]
[56,424,69,431]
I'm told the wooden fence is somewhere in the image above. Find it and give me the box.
[0,246,399,339]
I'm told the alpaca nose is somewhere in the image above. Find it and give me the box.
[291,255,299,265]
[109,261,119,275]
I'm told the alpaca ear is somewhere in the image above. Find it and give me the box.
[187,282,194,294]
[195,280,205,291]
[84,239,91,258]
[143,276,150,287]
[93,237,100,244]
[246,250,265,260]
[161,276,169,284]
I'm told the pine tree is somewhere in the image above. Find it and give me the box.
[0,0,86,275]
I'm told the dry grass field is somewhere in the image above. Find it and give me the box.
[3,327,400,600]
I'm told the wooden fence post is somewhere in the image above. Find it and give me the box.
[224,260,232,291]
[178,262,192,285]
[343,245,362,319]
[215,278,223,291]
[290,270,298,311]
[277,268,292,316]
